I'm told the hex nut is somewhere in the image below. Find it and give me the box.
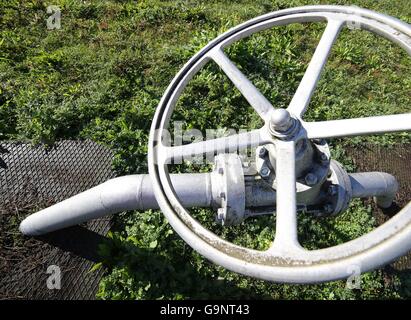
[328,185,338,196]
[259,147,267,158]
[216,208,225,222]
[324,203,334,214]
[305,172,318,186]
[260,166,271,178]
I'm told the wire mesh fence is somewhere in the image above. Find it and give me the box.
[0,140,409,299]
[0,140,114,300]
[344,143,411,271]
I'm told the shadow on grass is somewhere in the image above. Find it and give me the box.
[37,225,106,263]
[37,224,266,299]
[96,233,268,299]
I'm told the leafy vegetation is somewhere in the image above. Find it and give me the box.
[1,0,410,299]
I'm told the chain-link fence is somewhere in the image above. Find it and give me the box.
[0,140,114,299]
[344,143,411,271]
[0,140,410,299]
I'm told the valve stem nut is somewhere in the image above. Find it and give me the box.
[269,109,293,133]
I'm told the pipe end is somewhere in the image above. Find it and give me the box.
[19,217,42,236]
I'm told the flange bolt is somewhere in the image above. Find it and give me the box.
[305,172,318,186]
[324,203,334,214]
[259,147,267,158]
[260,167,271,178]
[216,208,225,223]
[328,185,338,196]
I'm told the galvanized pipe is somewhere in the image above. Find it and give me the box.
[19,173,214,236]
[245,172,399,210]
[19,169,400,236]
[349,172,399,208]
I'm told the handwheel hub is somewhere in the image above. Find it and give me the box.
[268,109,301,140]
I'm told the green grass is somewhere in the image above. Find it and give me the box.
[1,0,410,299]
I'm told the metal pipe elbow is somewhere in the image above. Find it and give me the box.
[349,172,399,208]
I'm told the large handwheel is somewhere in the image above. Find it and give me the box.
[148,5,411,283]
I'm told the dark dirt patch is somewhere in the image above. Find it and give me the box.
[0,140,114,300]
[345,143,411,271]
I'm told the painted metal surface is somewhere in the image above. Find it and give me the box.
[19,173,214,235]
[148,5,411,283]
[18,5,411,283]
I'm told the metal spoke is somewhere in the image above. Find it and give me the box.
[287,19,343,118]
[209,48,274,120]
[305,113,411,139]
[271,140,300,251]
[163,128,269,163]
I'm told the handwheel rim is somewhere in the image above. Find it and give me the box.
[148,5,411,283]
